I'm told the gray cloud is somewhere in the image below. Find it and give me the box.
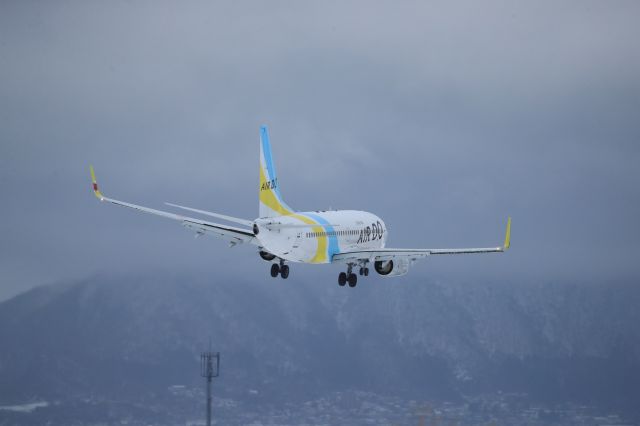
[1,0,639,299]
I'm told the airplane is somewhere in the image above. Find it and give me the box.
[90,126,511,287]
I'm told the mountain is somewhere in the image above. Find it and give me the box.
[0,273,639,420]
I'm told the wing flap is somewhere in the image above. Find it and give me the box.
[333,246,503,263]
[332,249,432,263]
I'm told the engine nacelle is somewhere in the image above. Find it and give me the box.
[259,250,276,261]
[374,259,410,277]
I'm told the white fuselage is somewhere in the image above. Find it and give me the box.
[254,210,387,264]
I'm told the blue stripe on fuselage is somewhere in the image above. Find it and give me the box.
[303,212,340,260]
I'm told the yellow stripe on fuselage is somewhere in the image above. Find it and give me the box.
[294,214,327,263]
[259,166,328,263]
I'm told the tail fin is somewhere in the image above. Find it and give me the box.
[259,126,293,217]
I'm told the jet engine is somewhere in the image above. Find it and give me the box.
[374,259,410,277]
[259,250,277,261]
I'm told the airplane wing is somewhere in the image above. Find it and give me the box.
[90,166,256,246]
[164,202,254,227]
[332,218,511,264]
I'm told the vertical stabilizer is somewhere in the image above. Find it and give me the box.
[259,126,293,217]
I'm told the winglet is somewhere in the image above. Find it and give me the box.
[503,217,511,250]
[89,165,104,200]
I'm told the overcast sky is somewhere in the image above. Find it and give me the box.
[1,0,639,300]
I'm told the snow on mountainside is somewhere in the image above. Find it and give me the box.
[0,273,638,410]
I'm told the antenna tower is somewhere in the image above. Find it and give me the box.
[200,347,220,426]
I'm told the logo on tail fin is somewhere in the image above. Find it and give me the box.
[260,178,278,192]
[259,126,293,217]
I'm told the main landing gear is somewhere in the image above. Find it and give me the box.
[338,263,370,288]
[338,264,359,287]
[270,260,289,279]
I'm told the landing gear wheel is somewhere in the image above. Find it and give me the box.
[364,267,369,277]
[359,267,364,276]
[348,273,357,287]
[338,272,347,286]
[280,264,290,279]
[270,263,280,278]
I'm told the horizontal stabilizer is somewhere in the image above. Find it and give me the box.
[165,202,253,227]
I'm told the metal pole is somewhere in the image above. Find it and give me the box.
[201,350,220,426]
[206,372,212,426]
